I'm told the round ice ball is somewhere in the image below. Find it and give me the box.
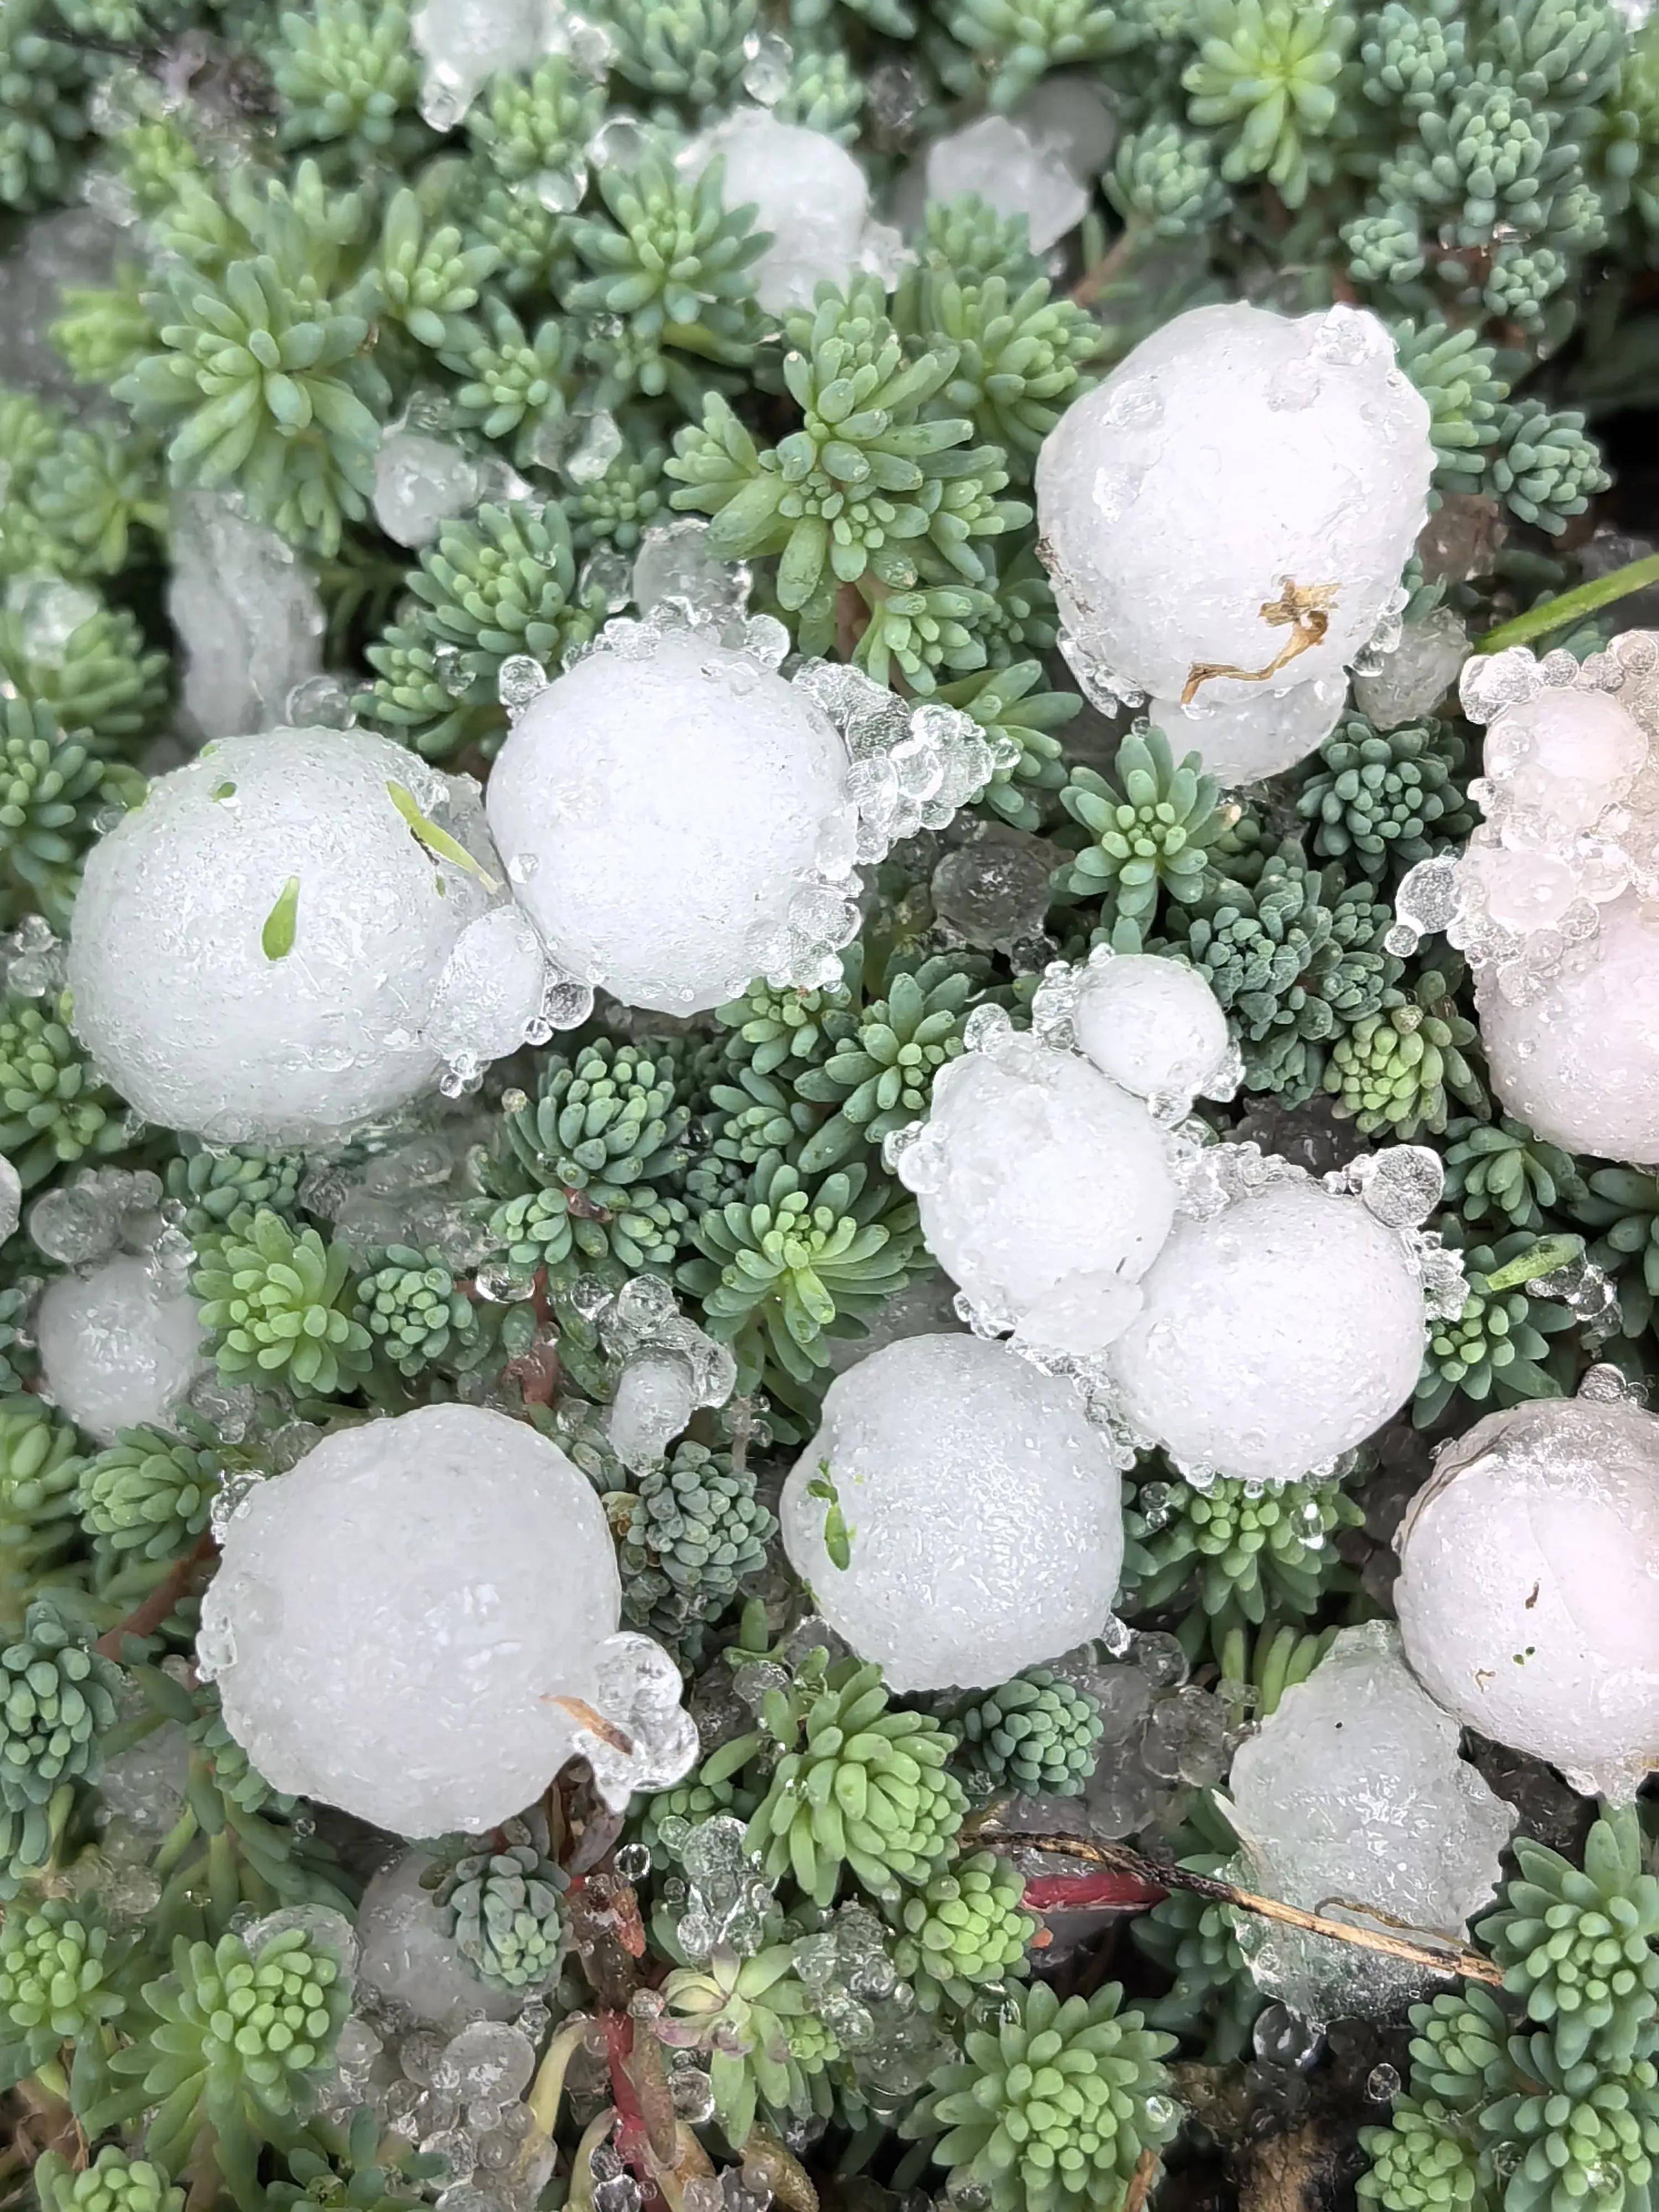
[1105,1176,1427,1484]
[1035,303,1432,744]
[904,1042,1177,1353]
[486,633,852,1015]
[1479,894,1659,1162]
[1071,954,1231,1105]
[36,1254,205,1446]
[199,1404,627,1835]
[1146,672,1347,784]
[780,1333,1126,1692]
[1395,1395,1659,1798]
[67,728,515,1146]
[1483,686,1648,834]
[356,1849,523,2032]
[695,112,871,313]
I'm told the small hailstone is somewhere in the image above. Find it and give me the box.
[356,1850,521,2033]
[167,492,325,739]
[0,207,128,399]
[895,1029,1177,1353]
[1105,1172,1428,1484]
[689,112,874,314]
[1069,954,1234,1108]
[1013,75,1117,179]
[1227,1621,1515,2024]
[372,430,481,549]
[0,1153,18,1245]
[68,727,528,1145]
[923,114,1088,254]
[1035,304,1433,773]
[421,903,550,1068]
[1352,607,1470,731]
[929,823,1056,951]
[780,1334,1126,1692]
[98,1720,190,1836]
[486,627,854,1014]
[36,1254,206,1446]
[199,1403,696,1834]
[411,0,547,127]
[1395,1396,1659,1798]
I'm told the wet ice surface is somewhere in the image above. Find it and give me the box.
[1395,1392,1659,1798]
[355,1850,525,2032]
[921,80,1114,255]
[167,492,325,740]
[36,1252,206,1446]
[198,1403,696,1835]
[780,1333,1126,1692]
[1228,1620,1515,2024]
[690,112,876,312]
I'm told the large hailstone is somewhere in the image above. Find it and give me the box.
[1034,302,1433,780]
[36,1254,206,1446]
[1227,1621,1515,2023]
[198,1404,697,1835]
[487,629,854,1015]
[1395,1394,1659,1798]
[894,1024,1178,1354]
[780,1334,1126,1692]
[1105,1171,1429,1484]
[691,112,878,313]
[68,727,545,1146]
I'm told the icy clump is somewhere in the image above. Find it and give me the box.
[36,1253,206,1446]
[1395,1393,1659,1798]
[1034,304,1433,776]
[930,823,1057,951]
[98,1720,190,1836]
[411,0,551,128]
[780,1333,1126,1692]
[356,1850,523,2033]
[422,904,550,1078]
[0,208,128,399]
[688,112,876,313]
[1034,945,1239,1118]
[891,1014,1178,1355]
[599,1275,737,1472]
[922,114,1088,255]
[1227,1621,1515,2024]
[168,492,325,740]
[68,727,534,1145]
[1352,606,1470,730]
[1105,1168,1434,1485]
[199,1403,697,1834]
[373,430,482,548]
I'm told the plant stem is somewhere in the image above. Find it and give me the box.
[525,2015,592,2140]
[94,1533,217,1659]
[1072,223,1145,307]
[1124,2147,1161,2212]
[1476,552,1659,655]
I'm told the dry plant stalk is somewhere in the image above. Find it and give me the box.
[1182,579,1340,702]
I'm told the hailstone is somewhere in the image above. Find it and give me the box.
[1395,1394,1659,1798]
[1227,1621,1515,2023]
[780,1333,1126,1692]
[36,1254,206,1446]
[1105,1172,1429,1484]
[1034,303,1432,776]
[486,628,855,1014]
[67,728,542,1146]
[691,112,875,312]
[198,1404,696,1835]
[893,1025,1178,1354]
[1067,954,1235,1109]
[356,1850,522,2032]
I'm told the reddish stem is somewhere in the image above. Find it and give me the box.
[95,1533,218,1658]
[602,2013,669,2212]
[1020,1870,1167,1913]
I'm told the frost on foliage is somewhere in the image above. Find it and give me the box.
[1104,1147,1455,1486]
[1034,302,1433,781]
[485,594,999,1016]
[197,1403,697,1835]
[1395,1386,1659,1800]
[687,112,890,314]
[67,727,545,1147]
[36,1251,206,1447]
[167,492,325,742]
[355,1850,523,2033]
[1226,1621,1515,2025]
[780,1333,1126,1692]
[1395,630,1659,1163]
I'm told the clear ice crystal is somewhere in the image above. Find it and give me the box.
[167,491,325,740]
[1352,606,1469,729]
[780,1334,1126,1692]
[1227,1623,1514,2025]
[36,1251,206,1446]
[930,824,1057,951]
[1395,1395,1659,1799]
[373,430,481,547]
[199,1403,694,1834]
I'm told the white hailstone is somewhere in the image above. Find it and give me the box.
[372,430,481,548]
[199,1404,697,1835]
[1227,1621,1515,2023]
[1105,1172,1428,1484]
[1034,303,1432,776]
[0,1153,19,1246]
[168,492,324,740]
[35,1254,206,1446]
[923,114,1088,254]
[1069,953,1234,1109]
[486,629,852,1014]
[411,0,547,127]
[691,112,874,313]
[356,1850,521,2033]
[1395,1394,1659,1798]
[1145,671,1349,784]
[780,1334,1126,1692]
[67,727,542,1146]
[894,1024,1178,1354]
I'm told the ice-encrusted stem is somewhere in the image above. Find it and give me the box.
[1476,551,1659,654]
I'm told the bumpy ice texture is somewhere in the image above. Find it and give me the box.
[167,492,325,740]
[780,1333,1126,1692]
[36,1254,205,1446]
[1228,1621,1515,2022]
[694,113,873,313]
[1105,1176,1427,1483]
[355,1850,523,2033]
[198,1404,691,1835]
[1395,1395,1659,1797]
[487,632,853,1014]
[68,727,523,1146]
[1034,303,1432,775]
